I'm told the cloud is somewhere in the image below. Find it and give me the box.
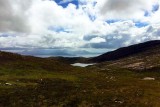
[101,0,158,19]
[83,20,160,49]
[0,0,32,32]
[0,0,160,57]
[58,0,75,4]
[89,37,106,43]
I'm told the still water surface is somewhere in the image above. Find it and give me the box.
[71,63,95,67]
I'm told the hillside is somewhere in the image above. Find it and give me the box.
[0,51,74,72]
[91,40,160,63]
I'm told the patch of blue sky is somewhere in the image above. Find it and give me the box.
[79,1,97,7]
[152,4,159,12]
[144,4,159,17]
[144,11,151,17]
[93,1,97,7]
[106,19,149,28]
[48,26,71,33]
[135,21,149,28]
[88,14,96,21]
[106,19,121,24]
[54,0,79,8]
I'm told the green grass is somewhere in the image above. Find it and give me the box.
[1,59,160,107]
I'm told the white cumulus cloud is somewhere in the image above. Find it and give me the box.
[0,0,160,56]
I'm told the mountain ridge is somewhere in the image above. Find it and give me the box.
[1,40,160,65]
[91,40,160,62]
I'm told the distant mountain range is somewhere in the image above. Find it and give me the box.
[1,40,160,71]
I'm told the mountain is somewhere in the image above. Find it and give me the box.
[48,56,90,64]
[91,40,160,70]
[91,40,160,62]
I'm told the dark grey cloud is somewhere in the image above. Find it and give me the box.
[83,35,98,41]
[101,0,153,18]
[84,33,132,49]
[155,29,160,36]
[0,0,31,32]
[101,0,135,14]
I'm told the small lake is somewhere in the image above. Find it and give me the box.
[71,63,95,67]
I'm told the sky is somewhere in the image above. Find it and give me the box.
[0,0,160,57]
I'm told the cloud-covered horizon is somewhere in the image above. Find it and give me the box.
[0,0,160,57]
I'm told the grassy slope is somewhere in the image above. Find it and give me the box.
[1,51,160,107]
[95,44,160,71]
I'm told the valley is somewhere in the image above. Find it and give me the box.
[0,40,160,107]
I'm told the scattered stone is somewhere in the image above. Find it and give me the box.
[83,90,87,93]
[143,77,155,80]
[110,76,114,79]
[5,83,12,86]
[114,100,124,104]
[101,69,106,71]
[114,99,124,104]
[71,63,95,67]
